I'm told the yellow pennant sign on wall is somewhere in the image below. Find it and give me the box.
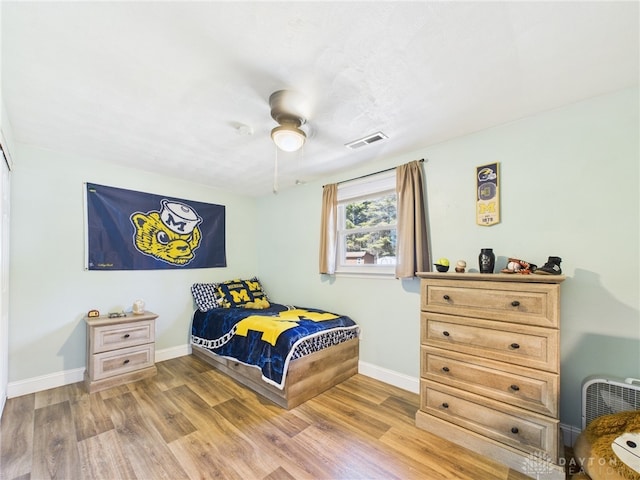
[476,162,500,226]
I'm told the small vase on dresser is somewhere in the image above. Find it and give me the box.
[416,272,566,479]
[479,248,495,273]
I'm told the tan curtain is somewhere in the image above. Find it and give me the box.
[395,160,430,278]
[319,183,338,274]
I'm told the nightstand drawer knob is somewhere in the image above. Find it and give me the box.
[442,402,449,409]
[443,331,450,337]
[511,427,519,434]
[123,359,130,365]
[442,366,450,372]
[510,343,520,349]
[443,295,450,301]
[510,384,520,391]
[511,300,520,307]
[123,334,130,339]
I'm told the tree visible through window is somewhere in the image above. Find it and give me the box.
[344,194,397,262]
[336,171,397,273]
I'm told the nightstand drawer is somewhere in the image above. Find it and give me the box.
[90,343,155,381]
[421,280,558,328]
[421,313,558,372]
[91,319,155,353]
[420,380,558,460]
[421,346,558,416]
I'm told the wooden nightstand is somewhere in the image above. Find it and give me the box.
[84,311,157,393]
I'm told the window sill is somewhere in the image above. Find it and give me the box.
[333,269,397,279]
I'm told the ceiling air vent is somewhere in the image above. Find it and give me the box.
[345,131,388,150]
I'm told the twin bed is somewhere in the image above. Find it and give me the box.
[189,278,360,409]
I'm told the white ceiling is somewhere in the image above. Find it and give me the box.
[3,1,638,196]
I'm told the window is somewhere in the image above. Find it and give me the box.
[319,159,429,278]
[335,171,397,275]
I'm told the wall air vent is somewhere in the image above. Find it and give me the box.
[345,131,388,150]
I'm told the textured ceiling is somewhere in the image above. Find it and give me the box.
[3,1,638,196]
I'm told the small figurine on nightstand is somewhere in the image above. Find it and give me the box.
[455,260,467,273]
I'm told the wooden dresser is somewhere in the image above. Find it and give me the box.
[84,311,157,393]
[416,272,565,479]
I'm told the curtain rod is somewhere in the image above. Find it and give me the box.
[324,158,424,187]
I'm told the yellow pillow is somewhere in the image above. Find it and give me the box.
[215,277,268,308]
[243,297,271,309]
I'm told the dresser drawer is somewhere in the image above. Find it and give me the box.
[89,343,155,381]
[421,313,559,372]
[420,380,559,460]
[91,319,155,353]
[421,346,558,416]
[421,279,559,328]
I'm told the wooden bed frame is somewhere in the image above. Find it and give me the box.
[191,337,359,409]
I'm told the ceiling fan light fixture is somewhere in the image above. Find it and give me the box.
[271,124,306,152]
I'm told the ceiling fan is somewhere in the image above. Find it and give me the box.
[269,90,307,152]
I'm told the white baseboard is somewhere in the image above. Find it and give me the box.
[156,344,191,362]
[7,367,85,398]
[6,345,192,398]
[358,360,420,394]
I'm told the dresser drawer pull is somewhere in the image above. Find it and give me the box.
[510,343,520,349]
[123,334,130,339]
[510,384,520,391]
[442,366,450,373]
[442,402,449,409]
[443,295,450,301]
[443,331,450,337]
[511,300,520,307]
[511,427,519,434]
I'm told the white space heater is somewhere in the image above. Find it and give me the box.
[582,375,640,429]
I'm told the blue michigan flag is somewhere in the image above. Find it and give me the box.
[85,183,226,270]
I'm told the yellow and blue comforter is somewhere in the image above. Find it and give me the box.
[191,303,359,389]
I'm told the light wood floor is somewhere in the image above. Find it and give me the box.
[1,354,537,480]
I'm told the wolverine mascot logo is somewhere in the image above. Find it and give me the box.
[130,199,202,266]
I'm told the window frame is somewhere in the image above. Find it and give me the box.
[334,170,397,276]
